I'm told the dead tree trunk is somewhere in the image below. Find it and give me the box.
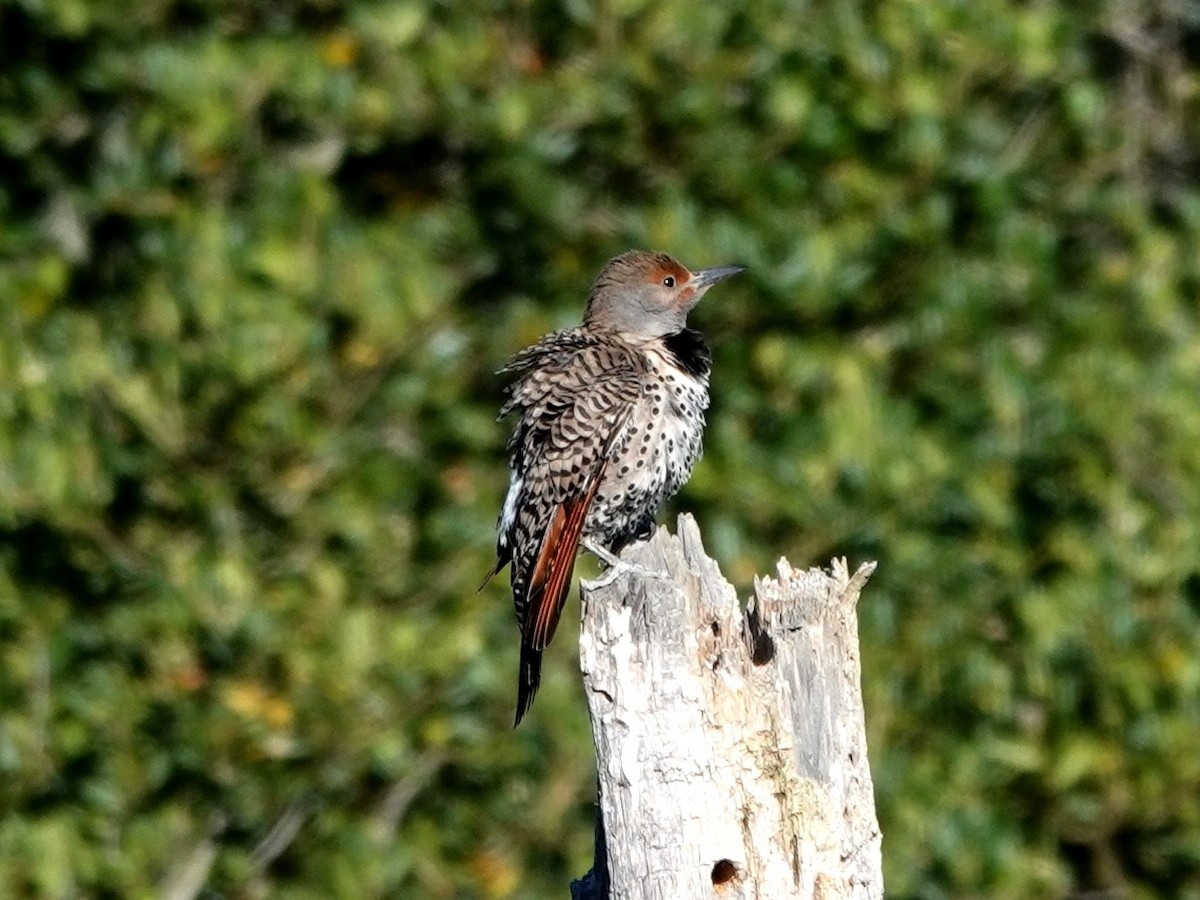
[571,514,882,900]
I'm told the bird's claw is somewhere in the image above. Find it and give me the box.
[580,538,669,591]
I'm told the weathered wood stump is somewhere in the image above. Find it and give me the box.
[571,514,882,900]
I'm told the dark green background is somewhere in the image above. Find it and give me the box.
[3,0,1199,896]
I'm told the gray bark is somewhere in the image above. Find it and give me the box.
[571,514,882,900]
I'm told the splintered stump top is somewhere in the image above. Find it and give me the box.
[575,514,882,900]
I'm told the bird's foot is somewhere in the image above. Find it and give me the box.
[580,538,668,591]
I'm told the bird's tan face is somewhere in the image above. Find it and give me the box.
[584,250,745,338]
[638,257,697,316]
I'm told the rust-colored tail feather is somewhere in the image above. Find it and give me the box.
[512,465,606,725]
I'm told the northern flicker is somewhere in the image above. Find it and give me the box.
[483,249,745,726]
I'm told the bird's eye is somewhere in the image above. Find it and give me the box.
[662,276,676,288]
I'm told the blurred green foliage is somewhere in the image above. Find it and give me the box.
[2,0,1199,896]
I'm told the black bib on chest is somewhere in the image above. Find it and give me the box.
[663,328,712,377]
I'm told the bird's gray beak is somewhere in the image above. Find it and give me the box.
[691,264,747,290]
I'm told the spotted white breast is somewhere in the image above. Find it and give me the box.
[584,341,710,546]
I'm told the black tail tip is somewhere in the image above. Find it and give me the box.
[513,701,531,729]
[513,644,543,728]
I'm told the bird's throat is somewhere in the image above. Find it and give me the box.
[662,328,712,378]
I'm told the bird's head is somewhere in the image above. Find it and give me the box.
[583,250,745,339]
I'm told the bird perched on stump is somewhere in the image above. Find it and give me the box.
[482,249,745,725]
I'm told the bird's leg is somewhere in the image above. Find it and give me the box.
[580,537,669,591]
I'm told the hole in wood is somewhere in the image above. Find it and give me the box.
[711,858,737,885]
[750,629,775,664]
[711,620,720,636]
[746,604,775,664]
